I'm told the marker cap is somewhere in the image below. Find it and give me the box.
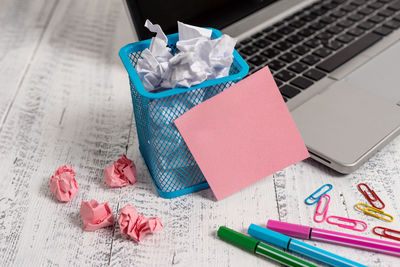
[248,224,291,249]
[267,220,311,240]
[217,226,259,253]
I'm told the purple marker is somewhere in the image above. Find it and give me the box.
[267,220,400,257]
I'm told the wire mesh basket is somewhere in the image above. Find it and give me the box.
[119,28,248,198]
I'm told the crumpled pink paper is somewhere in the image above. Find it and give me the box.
[80,199,115,231]
[118,204,163,242]
[104,155,137,187]
[50,165,79,202]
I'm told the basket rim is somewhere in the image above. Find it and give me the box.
[119,28,249,99]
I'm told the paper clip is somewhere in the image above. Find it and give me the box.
[314,194,330,223]
[355,203,394,222]
[357,183,385,209]
[373,226,400,242]
[305,184,333,205]
[326,216,367,232]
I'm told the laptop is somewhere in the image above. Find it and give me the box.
[124,0,400,174]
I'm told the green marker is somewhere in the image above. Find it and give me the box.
[218,226,316,267]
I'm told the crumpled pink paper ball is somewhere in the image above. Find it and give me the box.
[50,165,79,202]
[118,204,163,242]
[80,199,115,231]
[104,155,137,188]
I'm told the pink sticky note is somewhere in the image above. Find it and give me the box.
[174,67,309,200]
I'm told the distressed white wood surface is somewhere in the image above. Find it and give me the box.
[0,0,399,266]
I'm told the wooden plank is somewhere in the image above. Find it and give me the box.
[0,0,57,130]
[0,0,135,265]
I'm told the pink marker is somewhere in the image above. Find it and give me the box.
[267,220,400,257]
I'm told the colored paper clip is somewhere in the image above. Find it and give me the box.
[357,183,385,209]
[305,184,333,205]
[314,194,330,223]
[373,226,400,242]
[326,216,367,232]
[355,203,394,222]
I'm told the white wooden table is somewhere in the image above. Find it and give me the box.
[1,1,400,266]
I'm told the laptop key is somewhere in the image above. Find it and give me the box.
[288,62,309,73]
[341,4,358,12]
[359,7,375,15]
[347,27,365,36]
[292,45,310,55]
[316,32,382,72]
[261,48,280,58]
[286,35,304,44]
[248,55,268,66]
[290,76,314,89]
[378,9,395,17]
[279,84,301,98]
[304,68,326,81]
[273,41,292,51]
[324,40,343,50]
[316,32,333,40]
[394,14,400,21]
[275,70,296,82]
[289,20,306,28]
[338,19,354,28]
[352,0,367,6]
[374,25,393,35]
[368,15,385,24]
[265,32,283,41]
[313,47,333,58]
[252,32,263,39]
[388,0,400,11]
[336,33,355,43]
[304,39,322,48]
[384,19,400,29]
[327,25,344,34]
[331,10,347,18]
[240,46,259,55]
[253,39,271,48]
[358,21,375,29]
[298,28,315,37]
[301,54,321,65]
[262,26,274,33]
[240,38,252,45]
[279,52,299,63]
[368,1,384,9]
[348,13,364,22]
[278,26,295,35]
[310,22,327,30]
[268,60,286,71]
[320,15,336,24]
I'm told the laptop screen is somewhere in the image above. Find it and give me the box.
[126,0,278,40]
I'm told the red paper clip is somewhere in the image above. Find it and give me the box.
[373,226,400,242]
[326,216,367,232]
[314,195,330,223]
[357,183,385,209]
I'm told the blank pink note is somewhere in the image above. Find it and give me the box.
[174,67,309,200]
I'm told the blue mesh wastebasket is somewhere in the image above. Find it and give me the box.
[119,28,249,198]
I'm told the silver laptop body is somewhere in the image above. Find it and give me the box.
[126,0,400,173]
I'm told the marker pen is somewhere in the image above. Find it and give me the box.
[267,220,400,257]
[248,224,366,267]
[217,226,317,267]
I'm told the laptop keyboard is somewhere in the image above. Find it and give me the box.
[236,0,400,102]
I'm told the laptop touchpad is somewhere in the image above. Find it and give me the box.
[343,41,400,106]
[292,80,400,167]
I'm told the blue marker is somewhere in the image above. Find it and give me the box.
[248,224,366,267]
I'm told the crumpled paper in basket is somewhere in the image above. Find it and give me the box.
[136,20,236,91]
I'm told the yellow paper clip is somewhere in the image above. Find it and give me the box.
[355,203,394,222]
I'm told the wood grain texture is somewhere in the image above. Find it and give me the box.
[0,0,400,266]
[0,0,57,129]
